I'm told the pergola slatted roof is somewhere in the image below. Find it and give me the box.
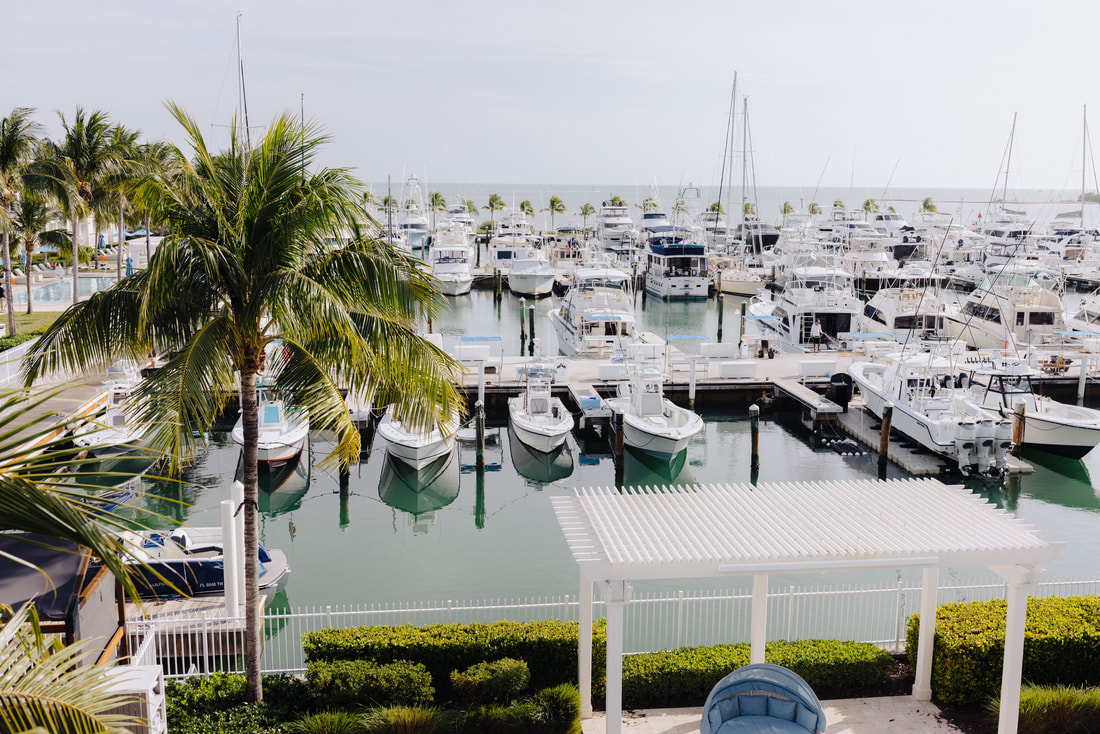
[554,479,1057,579]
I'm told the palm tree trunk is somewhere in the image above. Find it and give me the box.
[239,368,263,704]
[2,227,14,336]
[145,214,151,266]
[24,245,33,315]
[72,216,80,303]
[117,201,124,281]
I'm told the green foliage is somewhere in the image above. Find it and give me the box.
[707,202,726,214]
[456,684,580,734]
[288,709,365,734]
[0,325,48,352]
[166,673,311,731]
[742,202,756,216]
[781,201,794,216]
[608,195,625,207]
[450,658,530,706]
[862,198,878,213]
[302,620,605,699]
[619,639,891,708]
[906,596,1100,704]
[922,197,937,212]
[306,659,434,710]
[808,202,822,216]
[529,684,582,734]
[362,706,453,734]
[989,684,1100,734]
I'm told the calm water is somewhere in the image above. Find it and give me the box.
[110,288,1100,613]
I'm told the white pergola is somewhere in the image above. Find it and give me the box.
[552,478,1061,734]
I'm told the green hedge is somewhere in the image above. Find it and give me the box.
[906,595,1100,704]
[998,684,1100,734]
[306,659,434,710]
[451,658,530,706]
[303,620,606,699]
[165,672,311,732]
[620,639,891,708]
[455,684,581,734]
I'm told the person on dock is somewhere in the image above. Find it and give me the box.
[810,319,822,352]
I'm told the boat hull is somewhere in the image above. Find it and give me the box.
[438,276,474,296]
[508,272,556,297]
[508,397,573,453]
[377,412,456,470]
[606,397,703,461]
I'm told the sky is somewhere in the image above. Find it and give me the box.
[8,0,1100,190]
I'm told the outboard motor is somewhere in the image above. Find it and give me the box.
[954,418,977,474]
[974,416,996,474]
[994,419,1014,470]
[826,373,854,412]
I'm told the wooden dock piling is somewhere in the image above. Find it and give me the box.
[749,403,760,471]
[878,403,893,479]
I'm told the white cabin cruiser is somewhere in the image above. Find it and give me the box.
[508,365,573,452]
[747,266,861,352]
[849,350,1013,474]
[550,267,638,356]
[428,239,475,296]
[945,275,1069,350]
[963,355,1100,459]
[377,405,459,470]
[508,253,556,297]
[606,367,703,460]
[596,202,638,249]
[857,288,951,346]
[643,237,709,300]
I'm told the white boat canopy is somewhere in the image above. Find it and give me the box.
[552,478,1060,734]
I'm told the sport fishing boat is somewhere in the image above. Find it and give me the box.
[231,386,310,466]
[945,274,1069,350]
[549,267,637,356]
[747,265,861,352]
[605,366,703,460]
[962,355,1100,459]
[507,253,556,297]
[73,378,149,458]
[848,350,1014,474]
[428,238,476,296]
[377,405,459,470]
[118,527,290,599]
[856,287,951,346]
[508,365,573,452]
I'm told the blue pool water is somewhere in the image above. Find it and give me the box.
[11,277,117,304]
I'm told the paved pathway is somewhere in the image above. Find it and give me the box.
[581,697,963,733]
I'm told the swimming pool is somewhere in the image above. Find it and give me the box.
[11,277,117,304]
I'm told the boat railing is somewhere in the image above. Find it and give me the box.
[128,574,1100,679]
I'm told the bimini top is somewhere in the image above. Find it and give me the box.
[551,479,1059,581]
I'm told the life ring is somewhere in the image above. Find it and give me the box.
[528,251,534,258]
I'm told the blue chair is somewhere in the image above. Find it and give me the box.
[700,663,826,733]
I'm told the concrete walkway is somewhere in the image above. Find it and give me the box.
[581,697,963,733]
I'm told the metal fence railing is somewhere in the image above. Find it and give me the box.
[127,576,1100,679]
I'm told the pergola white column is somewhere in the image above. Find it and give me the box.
[554,479,1061,734]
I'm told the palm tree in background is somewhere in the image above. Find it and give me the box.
[922,197,937,213]
[428,191,446,231]
[808,202,822,216]
[708,202,726,214]
[23,105,464,704]
[463,199,477,217]
[543,195,566,230]
[131,140,174,265]
[519,199,534,218]
[0,107,42,335]
[862,198,879,216]
[483,193,505,232]
[105,124,141,281]
[49,108,121,302]
[578,202,595,233]
[9,191,70,313]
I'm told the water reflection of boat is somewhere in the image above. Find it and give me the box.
[378,448,460,518]
[508,425,574,484]
[621,445,693,488]
[236,450,311,517]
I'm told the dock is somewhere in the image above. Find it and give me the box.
[568,382,612,431]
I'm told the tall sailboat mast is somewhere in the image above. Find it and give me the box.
[1084,105,1088,230]
[237,13,252,150]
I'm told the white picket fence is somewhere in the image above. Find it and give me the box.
[128,576,1100,679]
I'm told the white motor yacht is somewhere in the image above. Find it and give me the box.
[849,350,1014,474]
[231,387,310,466]
[606,366,703,460]
[428,239,475,296]
[377,405,459,470]
[747,265,862,353]
[508,253,556,297]
[643,233,709,301]
[549,267,637,356]
[596,201,638,249]
[508,365,572,453]
[963,355,1100,459]
[857,287,951,346]
[945,274,1069,350]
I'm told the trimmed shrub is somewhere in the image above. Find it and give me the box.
[289,710,365,734]
[456,684,581,734]
[620,639,892,708]
[451,658,530,706]
[362,705,453,734]
[306,659,434,709]
[529,684,582,734]
[906,596,1100,704]
[303,620,606,698]
[989,684,1100,734]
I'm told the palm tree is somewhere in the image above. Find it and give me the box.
[519,199,534,218]
[543,195,566,230]
[483,193,505,232]
[577,202,595,233]
[922,197,937,213]
[833,199,845,211]
[609,194,626,207]
[862,198,879,215]
[808,202,822,216]
[743,202,756,216]
[463,199,477,217]
[50,108,120,303]
[708,202,726,214]
[105,124,141,281]
[23,105,464,704]
[9,191,70,313]
[131,139,174,266]
[0,107,42,335]
[781,201,795,216]
[428,191,446,231]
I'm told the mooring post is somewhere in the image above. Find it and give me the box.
[475,399,486,474]
[715,269,722,299]
[717,292,724,342]
[494,268,501,301]
[519,297,527,354]
[749,403,760,472]
[528,305,536,357]
[739,301,747,353]
[1078,354,1090,402]
[879,402,893,479]
[1012,399,1026,458]
[689,360,698,409]
[613,409,625,487]
[474,470,486,530]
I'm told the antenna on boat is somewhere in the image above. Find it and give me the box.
[236,13,252,150]
[987,112,1017,221]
